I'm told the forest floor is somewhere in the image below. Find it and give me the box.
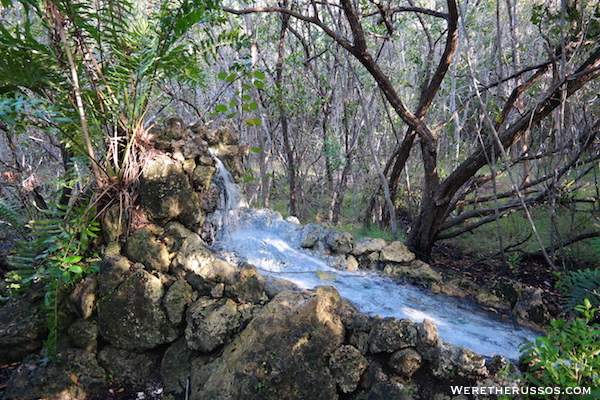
[431,242,564,318]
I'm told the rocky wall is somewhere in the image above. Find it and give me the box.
[1,120,531,400]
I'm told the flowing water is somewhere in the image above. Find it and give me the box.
[209,157,540,360]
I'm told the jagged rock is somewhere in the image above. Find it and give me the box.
[389,347,423,377]
[430,341,488,379]
[199,184,220,214]
[512,287,551,330]
[351,238,388,256]
[67,319,99,353]
[192,165,216,192]
[163,279,197,325]
[4,349,106,400]
[161,116,186,140]
[328,345,369,393]
[368,317,417,353]
[346,255,359,271]
[139,154,204,227]
[0,297,47,363]
[69,276,97,319]
[326,231,354,254]
[358,361,415,400]
[98,346,160,387]
[162,221,197,253]
[171,233,237,283]
[380,241,416,263]
[300,225,325,249]
[189,286,345,400]
[126,225,171,273]
[383,259,442,284]
[97,269,178,350]
[161,337,200,395]
[185,297,242,353]
[226,263,269,304]
[97,255,131,296]
[416,318,440,357]
[101,203,126,242]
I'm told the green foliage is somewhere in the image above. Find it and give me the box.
[0,197,27,239]
[212,69,265,126]
[519,300,600,399]
[558,268,600,312]
[6,199,100,354]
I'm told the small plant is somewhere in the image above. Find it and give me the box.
[519,299,600,399]
[558,268,600,312]
[6,199,100,355]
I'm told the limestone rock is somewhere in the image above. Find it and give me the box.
[97,255,131,296]
[512,287,551,330]
[185,297,242,353]
[4,349,106,400]
[69,276,97,319]
[98,346,160,387]
[101,203,126,242]
[163,279,197,325]
[351,238,388,256]
[380,241,416,263]
[161,337,199,395]
[389,348,423,377]
[139,155,203,227]
[368,317,417,353]
[383,259,442,284]
[358,361,414,400]
[162,221,196,253]
[172,233,237,283]
[328,345,369,393]
[326,231,354,254]
[226,263,269,304]
[0,298,47,363]
[192,165,216,192]
[416,318,440,356]
[126,225,171,273]
[97,269,178,350]
[189,286,345,400]
[67,319,99,353]
[430,341,488,379]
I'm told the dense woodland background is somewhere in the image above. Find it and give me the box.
[0,0,599,277]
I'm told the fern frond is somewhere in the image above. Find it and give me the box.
[559,268,600,312]
[0,197,27,238]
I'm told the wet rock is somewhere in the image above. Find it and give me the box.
[328,345,369,393]
[97,255,131,296]
[416,318,440,357]
[97,269,178,350]
[69,275,97,319]
[383,259,442,284]
[358,361,414,400]
[199,184,220,214]
[139,155,203,227]
[430,341,488,379]
[67,319,99,353]
[172,233,237,283]
[368,317,417,353]
[126,225,171,273]
[98,346,160,387]
[4,349,107,400]
[192,165,216,192]
[0,298,47,363]
[189,286,345,400]
[351,238,388,256]
[380,241,416,263]
[300,225,326,249]
[226,263,269,304]
[163,279,197,325]
[389,347,423,377]
[185,297,242,353]
[326,231,354,254]
[161,337,199,395]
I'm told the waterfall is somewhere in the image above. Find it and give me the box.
[209,157,540,360]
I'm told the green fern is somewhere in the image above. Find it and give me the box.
[0,197,27,239]
[558,268,600,312]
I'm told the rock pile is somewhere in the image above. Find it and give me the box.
[1,120,528,400]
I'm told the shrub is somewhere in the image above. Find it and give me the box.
[519,299,600,399]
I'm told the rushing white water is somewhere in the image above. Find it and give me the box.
[209,157,541,360]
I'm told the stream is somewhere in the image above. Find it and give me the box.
[209,157,541,360]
